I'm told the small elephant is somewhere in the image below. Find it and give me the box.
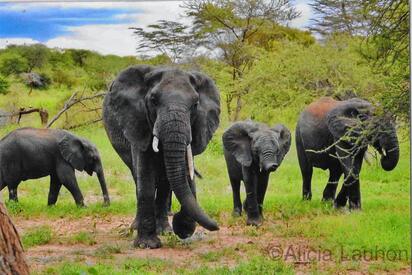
[103,65,220,248]
[0,128,110,206]
[296,97,399,209]
[222,121,291,226]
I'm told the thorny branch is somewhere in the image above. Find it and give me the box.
[305,114,395,186]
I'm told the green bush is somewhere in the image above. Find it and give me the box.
[0,75,10,94]
[52,68,78,88]
[0,53,29,76]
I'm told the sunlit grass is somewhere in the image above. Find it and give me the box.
[1,124,410,272]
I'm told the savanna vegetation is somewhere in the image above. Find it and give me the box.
[0,0,409,274]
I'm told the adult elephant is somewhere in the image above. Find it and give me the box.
[103,65,220,248]
[296,97,399,209]
[0,128,110,206]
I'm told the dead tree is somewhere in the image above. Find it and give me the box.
[0,107,49,126]
[0,192,30,275]
[46,91,106,129]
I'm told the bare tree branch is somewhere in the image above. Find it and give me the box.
[46,92,106,128]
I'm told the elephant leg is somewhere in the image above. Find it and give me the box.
[322,167,342,201]
[48,173,62,206]
[335,150,363,210]
[56,163,85,207]
[155,174,172,235]
[257,172,270,216]
[242,167,261,226]
[297,143,313,200]
[347,155,363,210]
[230,177,242,217]
[7,184,18,202]
[334,176,349,208]
[132,148,160,249]
[347,180,361,210]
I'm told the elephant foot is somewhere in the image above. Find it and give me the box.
[334,198,347,208]
[302,192,312,200]
[246,215,263,227]
[134,235,161,249]
[349,200,361,210]
[156,218,172,235]
[232,208,242,217]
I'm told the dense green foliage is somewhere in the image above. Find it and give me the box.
[0,75,9,94]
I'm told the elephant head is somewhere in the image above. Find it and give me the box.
[108,65,220,236]
[223,121,291,172]
[58,133,110,205]
[327,98,399,171]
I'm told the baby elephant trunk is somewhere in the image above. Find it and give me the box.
[95,163,110,206]
[263,162,278,172]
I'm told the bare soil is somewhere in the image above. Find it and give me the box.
[13,216,411,274]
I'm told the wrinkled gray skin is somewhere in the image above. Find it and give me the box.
[296,97,399,209]
[223,121,291,226]
[103,65,220,249]
[0,128,110,206]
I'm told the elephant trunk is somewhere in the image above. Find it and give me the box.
[95,163,110,206]
[380,132,399,171]
[157,109,218,232]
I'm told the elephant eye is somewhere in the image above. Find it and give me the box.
[192,100,199,111]
[150,94,159,106]
[189,75,197,86]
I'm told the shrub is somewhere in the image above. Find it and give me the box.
[0,75,10,94]
[52,68,78,88]
[0,53,29,76]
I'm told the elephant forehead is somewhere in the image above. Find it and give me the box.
[305,97,341,118]
[17,128,54,139]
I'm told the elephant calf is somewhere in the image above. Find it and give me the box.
[0,128,110,206]
[223,121,291,226]
[296,97,399,209]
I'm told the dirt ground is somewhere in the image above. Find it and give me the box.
[13,215,411,274]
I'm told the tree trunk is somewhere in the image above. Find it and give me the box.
[0,192,30,275]
[233,95,242,121]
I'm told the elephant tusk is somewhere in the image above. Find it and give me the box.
[152,136,159,153]
[187,145,194,181]
[382,149,387,157]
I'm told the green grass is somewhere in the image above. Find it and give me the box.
[38,256,292,275]
[22,225,53,248]
[94,244,122,259]
[184,256,294,274]
[64,231,97,246]
[40,258,172,275]
[1,123,410,273]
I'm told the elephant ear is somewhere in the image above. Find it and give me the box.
[58,135,85,171]
[326,98,372,141]
[222,122,255,167]
[106,65,154,151]
[189,72,220,155]
[272,124,291,155]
